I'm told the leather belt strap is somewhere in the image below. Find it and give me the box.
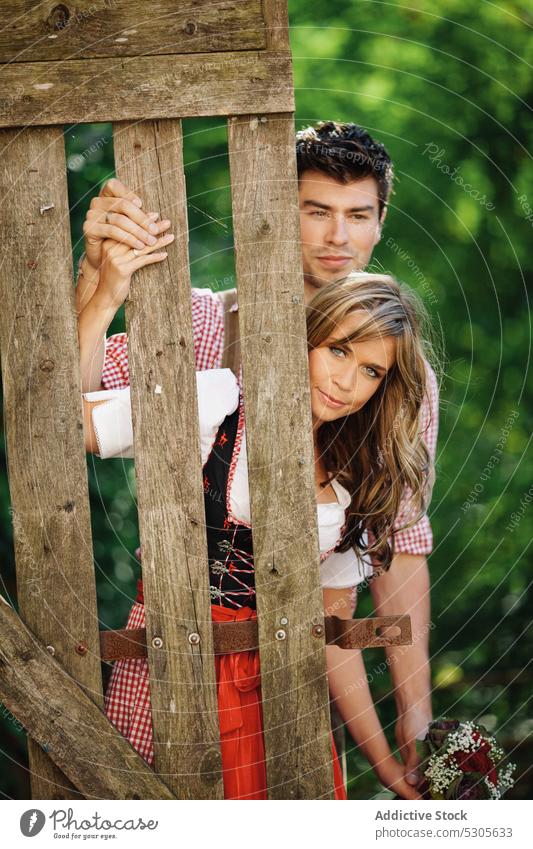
[100,615,411,661]
[324,614,411,648]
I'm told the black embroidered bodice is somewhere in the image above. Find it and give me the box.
[203,404,256,610]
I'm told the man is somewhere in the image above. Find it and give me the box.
[77,121,437,791]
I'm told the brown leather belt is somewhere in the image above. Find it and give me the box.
[100,615,411,661]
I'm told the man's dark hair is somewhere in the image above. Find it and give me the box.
[296,121,393,219]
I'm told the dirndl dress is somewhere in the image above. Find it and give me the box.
[104,404,347,800]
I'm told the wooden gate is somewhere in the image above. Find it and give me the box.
[0,0,411,800]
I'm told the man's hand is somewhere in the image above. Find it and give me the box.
[83,177,172,273]
[395,706,432,787]
[376,753,423,800]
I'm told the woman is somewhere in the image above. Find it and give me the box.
[83,258,432,799]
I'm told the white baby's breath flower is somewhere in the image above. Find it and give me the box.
[423,720,516,799]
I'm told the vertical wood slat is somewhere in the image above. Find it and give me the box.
[262,0,350,783]
[112,119,224,799]
[0,126,103,799]
[227,114,336,799]
[262,0,292,50]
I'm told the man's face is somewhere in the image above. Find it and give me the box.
[298,170,384,300]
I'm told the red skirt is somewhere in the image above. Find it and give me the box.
[105,601,346,800]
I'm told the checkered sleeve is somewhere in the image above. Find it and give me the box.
[101,332,129,390]
[100,288,225,391]
[393,360,439,556]
[191,288,225,369]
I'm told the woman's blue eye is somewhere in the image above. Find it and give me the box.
[329,346,346,357]
[364,366,379,378]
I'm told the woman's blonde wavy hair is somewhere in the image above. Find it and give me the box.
[306,272,435,571]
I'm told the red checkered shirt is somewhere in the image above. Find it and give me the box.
[101,287,439,555]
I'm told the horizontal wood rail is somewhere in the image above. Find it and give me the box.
[0,0,266,63]
[0,51,294,128]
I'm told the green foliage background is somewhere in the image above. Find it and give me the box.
[1,0,531,799]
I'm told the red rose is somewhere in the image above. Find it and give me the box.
[454,749,494,777]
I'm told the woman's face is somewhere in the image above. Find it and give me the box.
[308,310,397,427]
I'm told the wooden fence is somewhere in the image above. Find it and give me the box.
[0,0,411,800]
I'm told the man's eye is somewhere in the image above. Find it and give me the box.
[350,214,367,221]
[311,209,328,217]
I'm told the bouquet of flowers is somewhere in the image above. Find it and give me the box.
[416,718,516,799]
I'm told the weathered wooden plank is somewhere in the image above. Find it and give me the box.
[0,51,294,128]
[0,597,176,799]
[113,119,224,799]
[262,0,291,50]
[0,126,103,798]
[227,114,336,799]
[0,1,265,63]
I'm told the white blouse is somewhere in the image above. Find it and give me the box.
[84,369,373,589]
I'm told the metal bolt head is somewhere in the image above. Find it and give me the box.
[151,636,163,649]
[46,645,55,656]
[311,624,324,638]
[275,628,287,641]
[188,632,201,646]
[280,616,288,626]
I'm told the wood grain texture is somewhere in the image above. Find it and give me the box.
[0,51,294,128]
[0,1,265,63]
[227,114,335,799]
[0,597,175,799]
[0,126,103,798]
[113,119,224,799]
[261,0,291,49]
